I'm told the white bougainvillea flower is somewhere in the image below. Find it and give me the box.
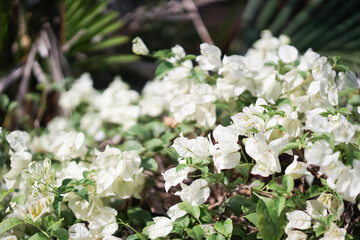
[94,77,140,129]
[314,193,344,220]
[147,217,173,239]
[230,98,269,136]
[278,45,298,63]
[163,167,192,192]
[336,71,359,90]
[132,37,149,55]
[170,83,217,129]
[320,222,346,240]
[1,235,17,240]
[210,125,240,171]
[4,151,32,189]
[216,55,251,101]
[317,193,333,210]
[167,204,187,221]
[69,223,92,240]
[245,134,287,177]
[139,80,166,117]
[253,30,280,52]
[298,49,327,71]
[49,131,87,162]
[6,130,30,152]
[285,156,309,179]
[67,195,118,238]
[196,43,222,71]
[286,210,312,230]
[171,132,211,159]
[200,224,216,237]
[59,73,98,111]
[94,146,145,198]
[304,140,340,167]
[22,158,55,194]
[175,179,210,206]
[25,198,47,222]
[69,223,121,240]
[306,200,327,218]
[88,207,119,238]
[285,228,307,240]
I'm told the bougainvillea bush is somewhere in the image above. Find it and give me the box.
[1,30,360,240]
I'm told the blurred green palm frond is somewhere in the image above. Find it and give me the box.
[62,0,139,68]
[232,0,360,69]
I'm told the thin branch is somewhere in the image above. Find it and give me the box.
[16,40,38,118]
[183,0,214,44]
[0,66,24,93]
[32,61,47,84]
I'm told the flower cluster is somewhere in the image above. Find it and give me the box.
[0,30,359,240]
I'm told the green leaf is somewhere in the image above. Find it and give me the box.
[234,163,252,183]
[298,71,307,79]
[0,218,23,235]
[267,180,284,192]
[11,194,24,205]
[0,94,9,110]
[334,64,350,72]
[315,225,327,237]
[123,140,145,153]
[207,234,226,240]
[183,54,197,61]
[305,185,325,199]
[61,178,72,187]
[81,36,129,52]
[145,121,167,137]
[245,213,259,226]
[160,132,177,143]
[227,195,256,216]
[29,233,50,240]
[247,127,259,133]
[214,218,233,237]
[339,107,352,115]
[199,206,212,222]
[279,142,299,154]
[275,98,291,106]
[178,216,190,227]
[127,125,152,139]
[256,196,286,240]
[53,195,63,217]
[232,224,245,238]
[73,186,89,201]
[127,207,152,227]
[191,68,206,83]
[82,170,96,179]
[141,158,158,171]
[176,164,187,172]
[45,215,63,231]
[8,101,18,112]
[126,234,145,240]
[178,202,200,219]
[185,225,204,240]
[199,165,209,177]
[0,188,14,202]
[145,138,164,152]
[280,64,294,74]
[53,228,69,240]
[282,175,294,193]
[155,62,174,80]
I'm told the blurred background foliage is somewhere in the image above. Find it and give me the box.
[1,0,360,127]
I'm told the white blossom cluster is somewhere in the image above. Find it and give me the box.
[1,30,359,240]
[1,128,145,239]
[136,31,359,239]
